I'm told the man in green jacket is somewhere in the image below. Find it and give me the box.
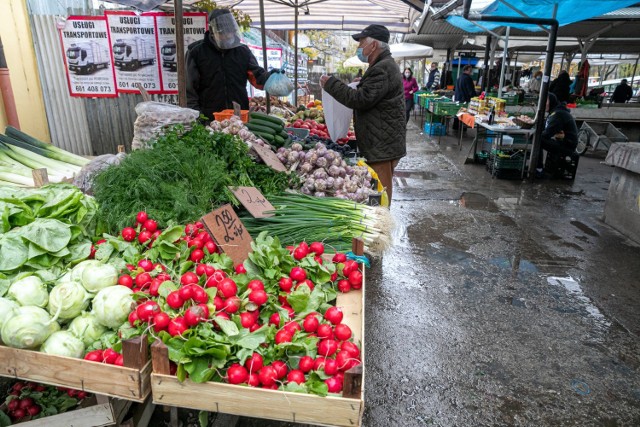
[320,25,406,206]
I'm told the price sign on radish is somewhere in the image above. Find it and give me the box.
[229,186,274,218]
[201,204,253,265]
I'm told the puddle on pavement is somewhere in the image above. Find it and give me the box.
[394,170,438,180]
[547,276,611,329]
[459,192,499,212]
[570,220,600,237]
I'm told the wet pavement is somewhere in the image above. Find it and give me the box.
[238,118,640,427]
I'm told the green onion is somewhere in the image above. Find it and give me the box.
[0,142,79,179]
[5,126,89,167]
[240,193,394,255]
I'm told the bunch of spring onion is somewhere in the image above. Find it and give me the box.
[241,193,394,255]
[0,126,88,187]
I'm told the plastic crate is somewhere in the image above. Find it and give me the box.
[489,151,525,170]
[425,97,451,109]
[413,90,428,104]
[285,127,310,139]
[424,123,446,136]
[213,109,249,122]
[504,94,519,106]
[433,102,464,116]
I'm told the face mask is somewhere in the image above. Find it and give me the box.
[356,41,372,63]
[404,72,411,78]
[536,76,541,80]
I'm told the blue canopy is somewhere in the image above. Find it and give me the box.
[448,0,639,33]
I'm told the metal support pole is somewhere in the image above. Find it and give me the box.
[482,35,491,92]
[294,0,299,108]
[259,0,270,113]
[497,26,509,98]
[175,0,187,107]
[0,37,20,128]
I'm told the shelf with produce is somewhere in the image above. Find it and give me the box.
[149,238,366,427]
[0,336,152,402]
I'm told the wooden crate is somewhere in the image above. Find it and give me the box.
[151,241,366,427]
[0,336,151,402]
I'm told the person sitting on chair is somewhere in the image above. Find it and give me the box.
[535,92,579,178]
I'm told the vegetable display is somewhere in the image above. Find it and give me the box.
[208,115,270,148]
[91,123,292,233]
[245,112,291,148]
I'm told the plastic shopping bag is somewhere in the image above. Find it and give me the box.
[265,71,294,96]
[132,102,199,150]
[322,82,358,142]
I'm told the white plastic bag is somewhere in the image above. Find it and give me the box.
[132,102,199,150]
[265,71,294,97]
[322,82,358,142]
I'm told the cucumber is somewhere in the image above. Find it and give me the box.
[249,112,285,126]
[249,118,284,133]
[279,130,290,139]
[252,131,274,142]
[246,123,276,135]
[274,135,285,146]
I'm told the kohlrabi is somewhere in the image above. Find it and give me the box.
[41,331,85,358]
[47,280,91,321]
[92,286,135,329]
[7,276,49,308]
[1,306,60,349]
[67,312,107,347]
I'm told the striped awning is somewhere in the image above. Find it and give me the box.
[214,0,421,33]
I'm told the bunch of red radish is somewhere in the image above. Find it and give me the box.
[3,382,87,422]
[83,347,124,366]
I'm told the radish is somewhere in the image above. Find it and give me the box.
[275,329,293,344]
[298,356,314,373]
[7,399,19,411]
[178,285,194,301]
[168,317,188,336]
[272,360,288,379]
[324,307,343,325]
[195,264,207,276]
[299,241,310,253]
[143,219,158,232]
[323,358,338,376]
[215,312,230,322]
[204,265,216,276]
[340,341,360,357]
[295,279,314,292]
[313,357,326,371]
[153,312,170,332]
[310,241,324,255]
[325,376,343,393]
[205,241,218,255]
[248,373,260,387]
[303,315,319,333]
[157,273,171,282]
[337,279,351,293]
[138,230,152,245]
[166,291,184,309]
[314,256,324,265]
[317,324,334,340]
[213,296,224,311]
[102,348,119,364]
[249,323,261,332]
[136,301,161,322]
[188,239,204,249]
[27,405,41,416]
[227,364,249,385]
[284,321,301,334]
[279,277,293,292]
[185,223,197,236]
[121,227,136,242]
[137,259,154,272]
[136,211,148,224]
[234,263,246,274]
[244,352,264,373]
[318,339,339,357]
[342,260,358,276]
[223,296,241,314]
[336,350,357,371]
[180,272,199,286]
[247,279,265,292]
[184,305,209,326]
[334,323,352,341]
[11,408,26,420]
[332,253,347,263]
[249,289,268,306]
[293,246,308,260]
[289,267,307,282]
[83,349,101,363]
[348,270,363,288]
[287,369,305,384]
[192,286,209,304]
[258,366,277,386]
[240,312,256,328]
[128,310,139,327]
[331,272,338,282]
[269,312,281,326]
[283,305,295,318]
[190,249,205,263]
[135,272,152,288]
[217,278,237,298]
[118,275,133,288]
[149,278,162,297]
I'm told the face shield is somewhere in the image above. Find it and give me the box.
[210,12,242,50]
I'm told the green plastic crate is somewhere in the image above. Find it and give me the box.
[432,102,465,116]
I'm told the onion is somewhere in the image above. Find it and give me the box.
[300,162,313,174]
[324,151,337,162]
[313,169,328,180]
[314,179,327,191]
[328,165,340,177]
[315,157,328,168]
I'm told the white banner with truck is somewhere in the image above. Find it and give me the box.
[59,16,117,98]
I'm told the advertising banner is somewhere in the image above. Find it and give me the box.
[59,16,117,97]
[106,11,162,94]
[154,12,207,93]
[247,45,282,97]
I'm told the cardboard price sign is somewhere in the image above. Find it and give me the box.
[201,204,253,265]
[252,144,287,172]
[229,186,275,218]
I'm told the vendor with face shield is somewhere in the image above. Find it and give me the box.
[186,9,274,120]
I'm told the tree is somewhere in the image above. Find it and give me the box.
[194,1,252,31]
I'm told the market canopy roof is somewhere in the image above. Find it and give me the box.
[344,41,433,66]
[213,0,422,32]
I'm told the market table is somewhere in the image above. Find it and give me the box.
[475,122,536,178]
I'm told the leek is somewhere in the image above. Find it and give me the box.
[0,142,80,178]
[5,126,89,167]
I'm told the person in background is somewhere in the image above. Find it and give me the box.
[528,70,542,94]
[425,62,441,91]
[320,24,405,206]
[536,92,579,177]
[549,70,572,103]
[611,79,633,103]
[403,67,419,123]
[186,9,274,120]
[453,65,476,131]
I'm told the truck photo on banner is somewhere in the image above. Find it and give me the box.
[106,11,162,94]
[154,12,207,94]
[59,16,117,98]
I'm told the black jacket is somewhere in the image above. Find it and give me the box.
[186,32,270,119]
[549,73,572,103]
[611,83,633,103]
[542,104,578,149]
[323,49,406,163]
[454,73,475,103]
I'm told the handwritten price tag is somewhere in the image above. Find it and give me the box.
[252,143,287,172]
[201,204,253,265]
[229,186,275,218]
